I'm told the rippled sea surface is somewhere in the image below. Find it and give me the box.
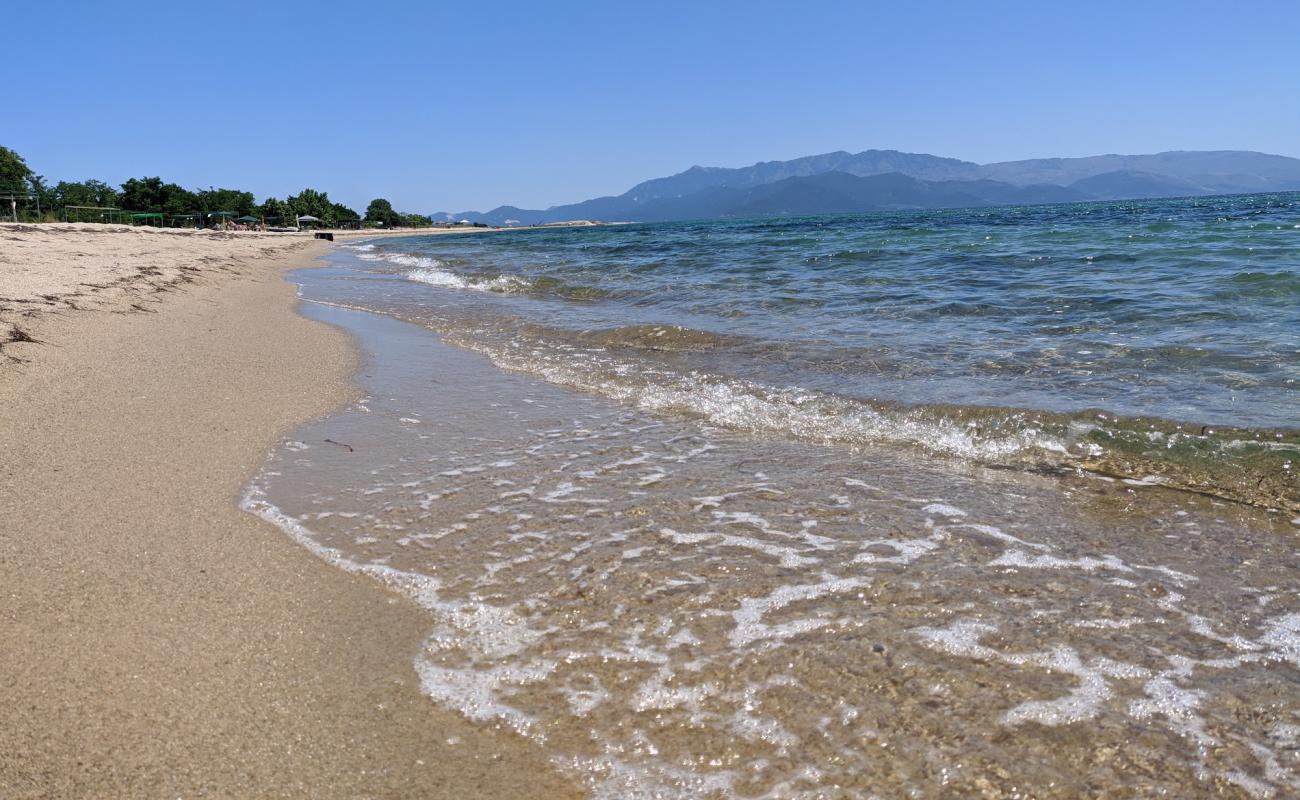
[248,196,1299,797]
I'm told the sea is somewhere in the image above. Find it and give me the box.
[244,193,1300,798]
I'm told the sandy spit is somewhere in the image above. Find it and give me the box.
[0,225,581,798]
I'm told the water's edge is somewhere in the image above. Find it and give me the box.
[241,298,1300,798]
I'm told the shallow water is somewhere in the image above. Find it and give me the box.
[246,302,1300,798]
[326,197,1299,510]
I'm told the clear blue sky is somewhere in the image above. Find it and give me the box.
[7,0,1299,213]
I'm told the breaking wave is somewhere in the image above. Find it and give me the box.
[358,250,532,293]
[458,332,1300,512]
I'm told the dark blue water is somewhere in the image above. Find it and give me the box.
[322,194,1299,509]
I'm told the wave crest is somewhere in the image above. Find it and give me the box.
[461,334,1300,512]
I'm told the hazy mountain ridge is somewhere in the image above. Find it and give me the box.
[435,149,1300,225]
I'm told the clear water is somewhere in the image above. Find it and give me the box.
[322,195,1299,509]
[360,196,1300,429]
[243,196,1300,798]
[246,306,1300,799]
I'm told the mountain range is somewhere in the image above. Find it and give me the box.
[434,149,1300,225]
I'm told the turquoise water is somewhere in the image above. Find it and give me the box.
[319,194,1298,509]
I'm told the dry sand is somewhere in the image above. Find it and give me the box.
[0,222,493,353]
[0,224,582,798]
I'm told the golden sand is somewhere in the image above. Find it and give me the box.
[0,224,580,798]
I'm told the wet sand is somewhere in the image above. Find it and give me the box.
[0,228,581,797]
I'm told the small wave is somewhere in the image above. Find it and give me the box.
[390,258,604,298]
[461,338,1299,511]
[344,243,376,251]
[408,267,531,293]
[353,249,533,294]
[476,344,1071,463]
[357,251,445,270]
[353,249,537,294]
[1221,270,1300,298]
[568,324,743,352]
[349,246,611,299]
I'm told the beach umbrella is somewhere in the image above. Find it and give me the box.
[236,215,259,223]
[297,215,321,222]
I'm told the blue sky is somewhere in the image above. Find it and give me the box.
[7,0,1299,213]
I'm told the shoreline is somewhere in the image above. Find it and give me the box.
[257,252,1300,797]
[0,229,581,797]
[0,221,526,361]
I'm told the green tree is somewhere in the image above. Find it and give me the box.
[286,188,335,226]
[0,145,33,189]
[196,187,255,217]
[258,197,293,225]
[56,179,120,209]
[0,146,34,220]
[26,175,56,219]
[331,201,360,225]
[364,198,401,227]
[119,176,198,214]
[119,176,164,210]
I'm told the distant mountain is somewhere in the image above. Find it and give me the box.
[622,150,983,203]
[438,149,1300,225]
[1067,170,1206,201]
[980,150,1300,189]
[625,172,1090,221]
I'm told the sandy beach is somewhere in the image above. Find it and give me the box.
[0,224,580,798]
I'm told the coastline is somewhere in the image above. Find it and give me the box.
[0,228,581,797]
[254,250,1300,797]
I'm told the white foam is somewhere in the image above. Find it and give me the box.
[408,264,529,293]
[922,503,966,518]
[660,526,819,569]
[852,532,944,565]
[245,482,560,739]
[241,486,443,608]
[476,344,1073,464]
[1129,671,1215,747]
[712,510,771,528]
[955,522,1049,551]
[1001,648,1147,727]
[916,619,1150,727]
[1260,613,1300,667]
[728,682,800,749]
[632,665,720,714]
[914,619,1000,659]
[667,627,701,648]
[989,549,1134,573]
[1073,618,1146,629]
[415,655,555,735]
[729,575,868,648]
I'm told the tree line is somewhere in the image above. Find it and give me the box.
[0,145,432,228]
